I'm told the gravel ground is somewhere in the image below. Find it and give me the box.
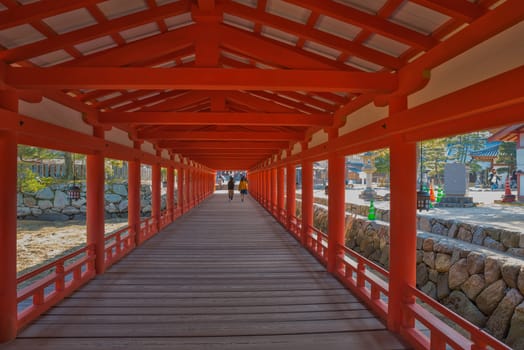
[17,218,129,274]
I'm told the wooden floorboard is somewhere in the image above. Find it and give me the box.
[4,193,410,350]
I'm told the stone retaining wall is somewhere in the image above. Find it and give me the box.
[311,197,524,260]
[310,204,524,348]
[17,183,167,220]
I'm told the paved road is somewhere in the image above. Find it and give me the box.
[304,186,524,233]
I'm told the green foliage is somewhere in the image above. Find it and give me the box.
[497,142,516,171]
[374,148,390,175]
[18,145,61,162]
[17,167,54,193]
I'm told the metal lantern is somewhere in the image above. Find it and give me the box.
[67,185,81,201]
[417,141,430,211]
[417,189,430,211]
[67,153,81,201]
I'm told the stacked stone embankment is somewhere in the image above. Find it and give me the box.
[307,200,524,348]
[17,183,166,220]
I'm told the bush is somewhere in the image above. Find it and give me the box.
[18,167,54,193]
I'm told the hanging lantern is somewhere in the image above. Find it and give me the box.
[417,190,430,211]
[417,141,430,211]
[67,153,81,201]
[67,184,81,200]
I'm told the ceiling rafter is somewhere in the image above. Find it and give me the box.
[286,0,437,52]
[223,1,402,70]
[95,90,164,109]
[248,91,334,115]
[62,26,196,67]
[112,90,188,112]
[219,25,348,70]
[409,0,486,23]
[0,0,191,63]
[129,46,195,68]
[219,56,338,112]
[99,112,333,127]
[6,67,398,93]
[158,140,289,150]
[0,0,106,30]
[137,129,305,141]
[226,91,297,113]
[139,91,211,112]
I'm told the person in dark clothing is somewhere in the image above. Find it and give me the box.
[227,176,235,201]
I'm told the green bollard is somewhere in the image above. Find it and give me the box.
[368,200,376,220]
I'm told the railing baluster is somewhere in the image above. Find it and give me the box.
[55,263,65,292]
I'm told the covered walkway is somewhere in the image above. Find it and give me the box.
[3,194,408,350]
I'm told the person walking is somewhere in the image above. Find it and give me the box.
[489,168,500,191]
[239,176,248,202]
[227,176,235,201]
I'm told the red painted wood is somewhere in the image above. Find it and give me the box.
[326,136,345,273]
[0,129,17,343]
[286,163,296,229]
[128,158,141,247]
[152,162,161,232]
[301,159,313,246]
[87,127,106,275]
[388,97,417,332]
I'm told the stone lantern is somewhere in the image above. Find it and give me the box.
[359,151,377,200]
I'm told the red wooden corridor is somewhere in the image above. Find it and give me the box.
[1,0,523,348]
[3,193,409,350]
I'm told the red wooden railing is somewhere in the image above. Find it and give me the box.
[140,217,157,242]
[159,209,170,229]
[263,199,510,350]
[104,226,134,269]
[17,245,95,329]
[335,243,389,320]
[303,223,328,266]
[402,287,510,350]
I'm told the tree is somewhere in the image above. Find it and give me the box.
[497,141,517,173]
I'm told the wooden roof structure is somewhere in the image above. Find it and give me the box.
[1,0,523,170]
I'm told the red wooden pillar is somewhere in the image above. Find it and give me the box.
[388,97,417,331]
[177,166,184,214]
[189,167,194,206]
[0,91,19,343]
[327,130,346,273]
[266,169,271,208]
[277,166,285,216]
[87,127,106,275]
[301,156,313,245]
[128,150,141,246]
[286,162,296,228]
[167,164,174,221]
[151,158,161,232]
[271,168,278,212]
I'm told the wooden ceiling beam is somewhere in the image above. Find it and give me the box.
[63,27,195,67]
[140,91,210,112]
[409,0,486,23]
[219,25,346,70]
[99,111,332,127]
[0,0,106,30]
[159,140,289,150]
[111,90,188,112]
[226,91,295,113]
[223,2,402,70]
[248,91,328,115]
[283,0,438,51]
[0,0,191,63]
[6,67,398,93]
[137,129,305,141]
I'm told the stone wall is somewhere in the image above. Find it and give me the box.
[310,205,524,348]
[17,183,168,221]
[311,197,524,260]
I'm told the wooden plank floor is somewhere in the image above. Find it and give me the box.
[4,193,410,350]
